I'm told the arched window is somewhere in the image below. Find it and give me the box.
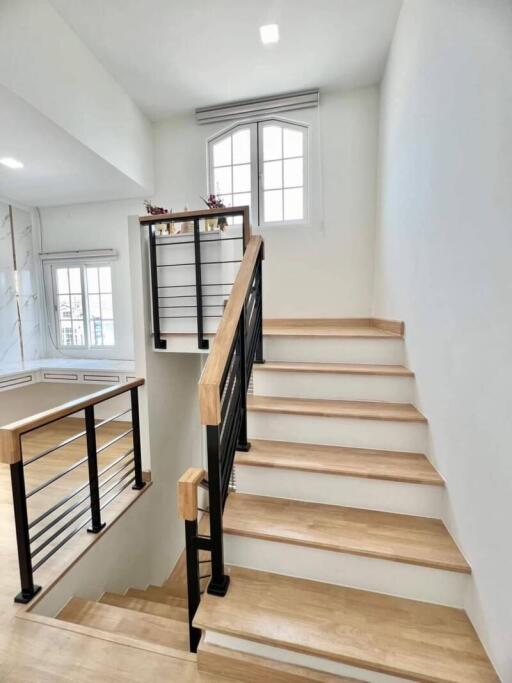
[208,118,308,226]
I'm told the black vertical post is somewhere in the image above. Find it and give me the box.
[206,425,230,596]
[10,461,41,603]
[148,224,167,350]
[193,217,209,350]
[85,405,105,534]
[185,519,202,652]
[130,387,145,490]
[254,252,265,365]
[236,314,251,452]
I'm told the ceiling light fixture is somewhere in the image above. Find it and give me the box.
[0,157,24,169]
[260,24,279,45]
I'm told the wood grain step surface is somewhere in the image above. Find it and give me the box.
[194,566,498,683]
[100,592,188,622]
[254,361,413,376]
[263,319,402,338]
[223,493,469,573]
[248,395,427,423]
[125,587,187,609]
[58,597,189,651]
[236,439,443,486]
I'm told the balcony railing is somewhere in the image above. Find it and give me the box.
[0,379,145,603]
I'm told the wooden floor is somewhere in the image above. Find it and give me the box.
[0,417,220,682]
[194,566,499,683]
[223,493,470,573]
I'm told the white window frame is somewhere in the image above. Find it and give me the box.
[207,116,310,229]
[50,261,116,351]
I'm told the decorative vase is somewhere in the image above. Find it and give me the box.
[206,218,218,231]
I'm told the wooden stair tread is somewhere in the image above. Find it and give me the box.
[57,597,189,651]
[263,318,402,338]
[125,586,188,608]
[100,592,188,622]
[248,395,427,423]
[236,439,443,486]
[223,493,470,573]
[194,567,497,683]
[254,361,413,376]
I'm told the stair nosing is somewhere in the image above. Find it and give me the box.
[254,361,414,377]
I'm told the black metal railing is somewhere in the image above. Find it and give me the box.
[140,206,250,350]
[2,379,146,603]
[179,235,264,651]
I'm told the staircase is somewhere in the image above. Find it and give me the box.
[193,319,499,683]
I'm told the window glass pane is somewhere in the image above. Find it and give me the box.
[60,321,72,346]
[99,267,112,293]
[263,125,282,161]
[88,293,101,319]
[68,268,81,294]
[90,319,103,346]
[70,294,83,320]
[102,321,115,346]
[232,193,251,223]
[213,136,231,167]
[87,267,99,294]
[264,190,283,222]
[100,294,113,319]
[284,188,304,221]
[218,194,233,207]
[284,158,303,188]
[214,166,232,195]
[56,268,69,294]
[264,160,282,190]
[233,164,250,193]
[283,128,303,158]
[59,295,71,319]
[73,321,85,346]
[232,129,250,164]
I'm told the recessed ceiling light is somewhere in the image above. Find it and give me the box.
[260,24,279,45]
[0,157,24,169]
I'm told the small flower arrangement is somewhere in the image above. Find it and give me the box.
[144,200,170,216]
[201,194,228,231]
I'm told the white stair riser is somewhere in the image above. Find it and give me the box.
[236,466,444,518]
[253,370,414,403]
[264,336,405,365]
[204,632,414,683]
[248,412,427,453]
[224,536,468,608]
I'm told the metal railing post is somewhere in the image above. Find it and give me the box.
[130,387,145,490]
[148,224,167,350]
[206,425,230,596]
[193,217,209,350]
[185,519,202,652]
[85,405,106,534]
[255,252,264,364]
[10,460,41,603]
[236,313,251,452]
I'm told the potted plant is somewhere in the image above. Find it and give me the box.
[202,194,228,231]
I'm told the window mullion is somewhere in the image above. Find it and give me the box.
[81,265,89,349]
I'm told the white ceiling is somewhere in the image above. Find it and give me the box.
[0,85,144,207]
[50,0,403,121]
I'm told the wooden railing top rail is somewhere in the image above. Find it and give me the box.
[198,235,263,426]
[178,467,205,521]
[0,378,145,465]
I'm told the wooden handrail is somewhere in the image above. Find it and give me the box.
[139,206,251,253]
[198,235,263,425]
[0,378,145,465]
[178,467,205,521]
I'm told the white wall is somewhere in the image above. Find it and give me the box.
[38,199,143,360]
[154,87,379,318]
[373,1,512,679]
[0,0,153,193]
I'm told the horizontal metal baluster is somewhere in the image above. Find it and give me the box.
[157,259,242,268]
[158,282,234,289]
